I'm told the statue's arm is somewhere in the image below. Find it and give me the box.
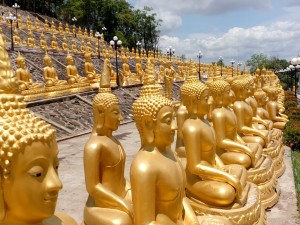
[267,103,288,122]
[182,197,199,225]
[84,142,132,216]
[212,112,255,161]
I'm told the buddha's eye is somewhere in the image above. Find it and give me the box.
[28,166,44,178]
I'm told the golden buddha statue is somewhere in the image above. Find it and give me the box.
[264,86,288,129]
[231,79,269,147]
[135,56,144,83]
[51,34,59,50]
[66,53,88,84]
[78,26,83,36]
[182,80,251,209]
[83,66,133,225]
[43,52,68,87]
[83,28,88,37]
[71,39,78,53]
[103,52,117,85]
[35,17,40,31]
[44,19,50,32]
[84,52,100,83]
[50,20,57,33]
[158,59,165,82]
[40,32,48,49]
[58,21,64,33]
[122,56,136,85]
[27,30,36,48]
[131,62,232,225]
[62,35,69,51]
[16,52,43,91]
[26,15,32,30]
[80,40,86,53]
[13,28,22,46]
[65,23,71,34]
[0,38,77,224]
[208,79,279,209]
[164,60,175,100]
[86,41,93,54]
[17,15,23,29]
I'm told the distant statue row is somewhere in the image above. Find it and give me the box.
[0,32,287,225]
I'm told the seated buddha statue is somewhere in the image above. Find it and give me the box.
[71,39,78,53]
[122,56,136,85]
[0,28,6,44]
[131,65,232,225]
[80,40,86,53]
[86,41,93,54]
[16,52,43,91]
[164,60,176,100]
[83,28,88,37]
[62,35,69,51]
[0,40,77,224]
[26,15,32,30]
[27,30,36,48]
[35,17,41,31]
[83,68,133,225]
[51,20,57,33]
[66,53,88,84]
[17,15,23,29]
[84,52,100,83]
[51,34,59,50]
[264,86,288,130]
[78,26,83,36]
[44,19,50,32]
[65,23,71,34]
[13,29,22,46]
[58,21,64,33]
[40,32,48,49]
[231,78,269,147]
[103,52,117,84]
[43,52,68,87]
[135,56,143,83]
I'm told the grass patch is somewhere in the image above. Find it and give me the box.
[291,150,300,211]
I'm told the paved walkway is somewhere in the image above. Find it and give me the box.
[56,122,300,225]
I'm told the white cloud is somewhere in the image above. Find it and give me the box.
[158,20,300,64]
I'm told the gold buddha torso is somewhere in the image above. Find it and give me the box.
[17,68,31,82]
[214,107,238,141]
[234,101,253,127]
[44,66,57,79]
[67,65,79,77]
[86,62,95,74]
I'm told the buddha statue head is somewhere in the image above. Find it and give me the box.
[84,52,91,62]
[0,41,62,224]
[254,88,268,107]
[209,79,233,107]
[132,64,174,147]
[51,34,56,41]
[14,28,19,36]
[28,30,33,38]
[264,86,280,101]
[92,61,122,135]
[44,51,52,67]
[231,79,249,101]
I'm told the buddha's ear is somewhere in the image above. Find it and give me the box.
[142,115,154,145]
[0,183,5,221]
[95,106,105,134]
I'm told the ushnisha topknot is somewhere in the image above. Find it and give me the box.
[0,36,56,179]
[132,58,173,140]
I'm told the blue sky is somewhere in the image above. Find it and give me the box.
[127,0,300,66]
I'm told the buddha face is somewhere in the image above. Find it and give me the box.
[197,89,210,116]
[67,57,74,65]
[103,104,123,131]
[44,57,52,66]
[3,139,62,223]
[153,106,177,148]
[17,58,25,68]
[222,85,232,106]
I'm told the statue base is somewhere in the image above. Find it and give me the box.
[22,88,46,101]
[247,155,279,209]
[45,85,70,98]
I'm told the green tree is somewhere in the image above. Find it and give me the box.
[245,53,268,74]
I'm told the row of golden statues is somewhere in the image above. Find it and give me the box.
[0,27,288,225]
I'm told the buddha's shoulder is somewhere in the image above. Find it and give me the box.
[43,212,77,225]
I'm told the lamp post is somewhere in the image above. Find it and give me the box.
[289,56,300,96]
[136,41,141,57]
[72,17,77,37]
[6,13,16,51]
[110,36,122,87]
[95,31,101,59]
[101,26,107,40]
[219,56,223,76]
[197,51,203,81]
[12,3,20,28]
[237,62,242,75]
[230,59,235,77]
[166,46,175,61]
